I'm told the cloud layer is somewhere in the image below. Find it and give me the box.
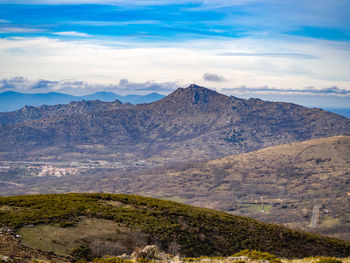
[0,76,179,95]
[222,86,350,96]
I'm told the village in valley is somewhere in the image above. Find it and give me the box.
[0,159,150,179]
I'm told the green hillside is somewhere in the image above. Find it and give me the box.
[0,193,349,260]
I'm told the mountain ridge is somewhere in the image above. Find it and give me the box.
[0,84,349,162]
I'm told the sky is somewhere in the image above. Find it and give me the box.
[0,0,350,108]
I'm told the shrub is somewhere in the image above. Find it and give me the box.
[233,250,281,263]
[316,257,342,263]
[92,257,136,263]
[71,244,92,261]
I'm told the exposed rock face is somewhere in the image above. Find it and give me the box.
[0,84,349,162]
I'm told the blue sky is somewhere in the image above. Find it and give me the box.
[0,0,350,108]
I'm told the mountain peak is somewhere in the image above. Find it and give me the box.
[185,83,216,93]
[188,83,203,89]
[165,84,224,105]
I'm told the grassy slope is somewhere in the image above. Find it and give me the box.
[18,218,122,256]
[0,193,350,259]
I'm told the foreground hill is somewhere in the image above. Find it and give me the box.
[0,193,350,262]
[0,85,349,162]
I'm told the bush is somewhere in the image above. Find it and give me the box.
[71,244,92,261]
[233,250,281,263]
[317,257,342,263]
[92,257,135,263]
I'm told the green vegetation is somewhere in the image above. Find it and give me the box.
[0,193,350,259]
[233,249,282,263]
[71,244,92,261]
[92,258,133,263]
[316,258,343,263]
[160,196,190,203]
[18,218,121,256]
[243,204,273,213]
[183,256,225,262]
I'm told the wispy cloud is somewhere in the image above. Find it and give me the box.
[0,27,46,33]
[52,31,90,37]
[70,20,161,26]
[0,0,199,5]
[1,0,349,41]
[203,73,226,82]
[219,52,318,59]
[222,86,350,96]
[118,79,178,92]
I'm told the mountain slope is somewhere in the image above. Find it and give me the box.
[0,193,349,260]
[0,84,348,162]
[116,136,349,240]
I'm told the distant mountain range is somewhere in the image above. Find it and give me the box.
[0,91,165,112]
[1,90,349,118]
[0,84,349,162]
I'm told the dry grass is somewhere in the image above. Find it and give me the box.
[18,218,121,256]
[282,258,350,263]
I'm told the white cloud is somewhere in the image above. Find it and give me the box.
[203,73,226,82]
[52,31,90,37]
[0,27,46,33]
[218,52,317,59]
[70,20,161,26]
[222,85,350,96]
[0,0,200,4]
[0,36,349,95]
